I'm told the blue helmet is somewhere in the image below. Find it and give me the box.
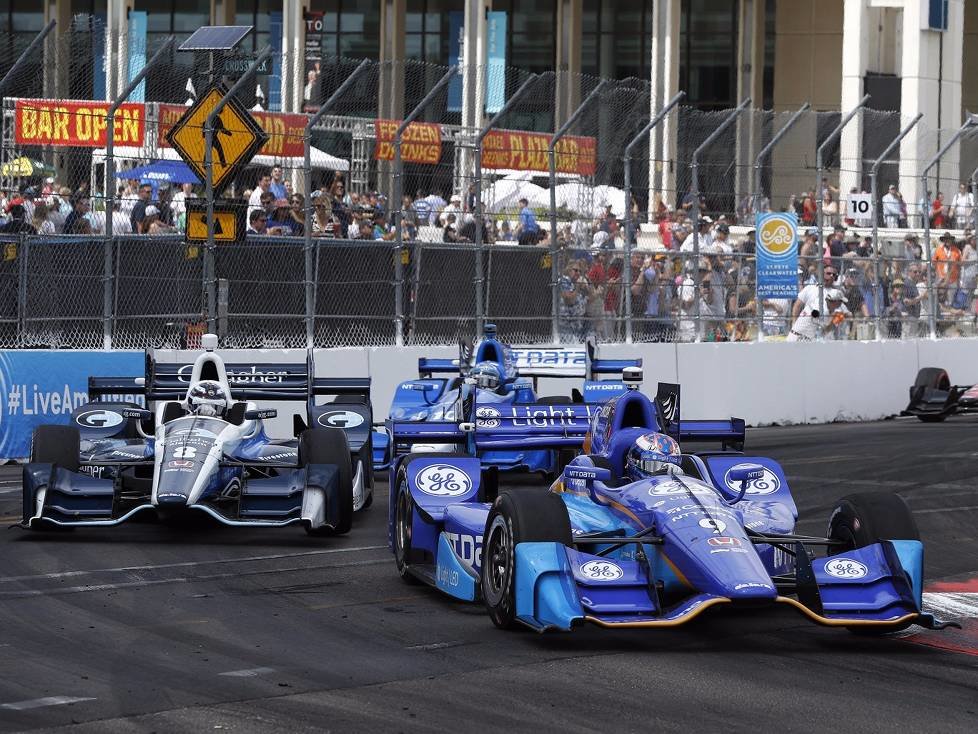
[626,432,682,479]
[470,361,503,390]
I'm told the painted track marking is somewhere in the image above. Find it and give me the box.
[219,667,275,678]
[0,696,95,711]
[0,545,387,584]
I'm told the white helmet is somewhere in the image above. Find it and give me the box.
[187,380,230,418]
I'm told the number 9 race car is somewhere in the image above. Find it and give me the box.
[390,379,956,635]
[21,335,374,535]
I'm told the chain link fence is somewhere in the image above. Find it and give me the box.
[3,16,978,348]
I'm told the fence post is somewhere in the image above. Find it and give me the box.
[869,113,922,341]
[0,20,55,98]
[104,36,175,349]
[920,115,978,339]
[970,164,978,236]
[16,234,29,346]
[623,90,685,344]
[476,73,542,337]
[204,45,272,337]
[751,102,809,341]
[690,97,751,342]
[816,94,869,339]
[548,78,605,344]
[393,67,457,347]
[304,59,371,348]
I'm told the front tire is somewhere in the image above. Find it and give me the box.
[481,489,572,629]
[827,492,920,634]
[299,428,353,535]
[393,471,420,584]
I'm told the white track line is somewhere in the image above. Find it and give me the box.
[0,545,387,584]
[219,667,275,678]
[913,505,978,515]
[922,592,978,619]
[0,558,388,598]
[0,696,95,711]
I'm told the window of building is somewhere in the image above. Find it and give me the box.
[311,0,380,59]
[134,0,211,103]
[406,0,463,64]
[679,0,739,110]
[0,0,58,98]
[581,0,653,81]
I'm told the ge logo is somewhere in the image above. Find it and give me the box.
[475,406,501,428]
[416,464,473,497]
[699,517,727,534]
[824,557,868,579]
[579,560,623,581]
[317,410,364,429]
[724,464,781,496]
[759,215,795,256]
[75,410,124,429]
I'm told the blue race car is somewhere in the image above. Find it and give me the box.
[373,323,642,474]
[22,335,374,534]
[389,380,953,634]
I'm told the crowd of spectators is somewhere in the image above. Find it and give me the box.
[2,166,976,342]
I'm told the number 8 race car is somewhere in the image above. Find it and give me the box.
[21,335,374,535]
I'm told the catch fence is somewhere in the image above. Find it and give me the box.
[2,18,978,348]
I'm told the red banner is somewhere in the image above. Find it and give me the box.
[158,104,307,159]
[373,119,443,164]
[481,130,596,176]
[15,100,146,148]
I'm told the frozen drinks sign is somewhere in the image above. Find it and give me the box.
[755,212,798,298]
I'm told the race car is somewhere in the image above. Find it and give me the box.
[373,323,643,472]
[901,366,978,421]
[390,381,953,634]
[21,334,374,534]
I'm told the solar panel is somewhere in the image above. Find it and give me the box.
[178,26,253,52]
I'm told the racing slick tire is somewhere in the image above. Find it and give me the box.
[392,466,421,584]
[827,492,920,634]
[30,425,80,471]
[913,367,950,422]
[299,428,353,536]
[481,489,572,630]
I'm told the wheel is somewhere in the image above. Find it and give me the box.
[827,492,920,634]
[913,367,949,390]
[299,428,353,535]
[30,425,80,471]
[392,469,420,584]
[481,489,572,630]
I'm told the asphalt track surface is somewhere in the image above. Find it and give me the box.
[1,418,978,733]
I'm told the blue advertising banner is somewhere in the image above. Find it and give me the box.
[448,11,464,113]
[485,12,507,114]
[755,212,799,298]
[269,11,283,111]
[0,351,143,460]
[127,11,147,103]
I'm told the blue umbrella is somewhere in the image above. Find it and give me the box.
[114,160,200,185]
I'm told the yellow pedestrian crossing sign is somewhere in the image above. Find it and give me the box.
[166,85,268,194]
[185,199,246,242]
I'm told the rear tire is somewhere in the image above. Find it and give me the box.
[827,492,920,634]
[30,425,80,471]
[299,428,353,535]
[481,489,572,629]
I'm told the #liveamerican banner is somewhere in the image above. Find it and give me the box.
[755,211,799,298]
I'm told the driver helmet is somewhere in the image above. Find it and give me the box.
[626,432,682,479]
[187,380,230,418]
[470,361,503,391]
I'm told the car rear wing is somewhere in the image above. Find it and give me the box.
[88,352,370,404]
[510,340,641,379]
[653,382,746,449]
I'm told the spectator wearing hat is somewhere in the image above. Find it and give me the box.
[712,222,733,254]
[558,262,589,342]
[882,184,902,228]
[884,278,910,338]
[934,232,962,305]
[787,286,849,341]
[440,193,463,227]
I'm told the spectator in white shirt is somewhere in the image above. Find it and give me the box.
[950,183,974,229]
[881,184,902,228]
